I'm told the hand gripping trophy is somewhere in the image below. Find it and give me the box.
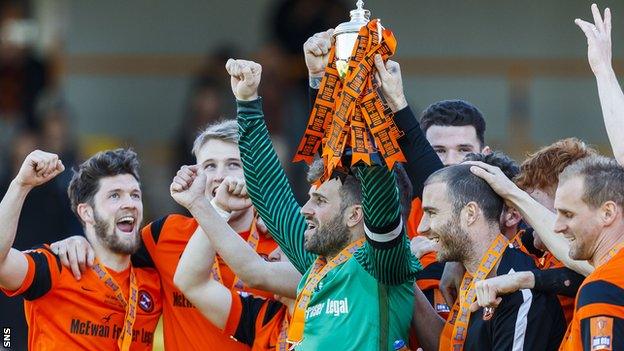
[293,0,406,181]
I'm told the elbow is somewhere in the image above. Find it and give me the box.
[173,267,192,293]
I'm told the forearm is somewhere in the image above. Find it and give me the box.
[412,285,445,351]
[174,226,232,329]
[237,98,313,273]
[393,106,444,198]
[174,225,217,292]
[508,189,593,276]
[532,267,584,297]
[0,180,29,261]
[187,199,270,289]
[595,68,624,165]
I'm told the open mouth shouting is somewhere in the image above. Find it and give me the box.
[116,215,136,234]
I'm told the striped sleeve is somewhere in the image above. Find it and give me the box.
[577,280,624,351]
[354,165,421,285]
[237,98,316,274]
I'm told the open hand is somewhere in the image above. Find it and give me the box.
[575,4,612,76]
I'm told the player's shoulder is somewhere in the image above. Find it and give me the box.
[498,246,538,275]
[142,213,198,242]
[577,276,624,311]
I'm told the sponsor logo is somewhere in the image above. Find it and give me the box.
[138,290,154,313]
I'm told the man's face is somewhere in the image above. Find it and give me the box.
[196,139,244,198]
[91,174,143,255]
[426,125,485,166]
[528,187,556,251]
[419,182,473,262]
[554,176,602,261]
[300,179,351,257]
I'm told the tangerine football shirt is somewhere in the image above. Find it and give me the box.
[1,245,162,351]
[135,214,278,351]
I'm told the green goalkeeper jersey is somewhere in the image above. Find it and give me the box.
[237,98,422,350]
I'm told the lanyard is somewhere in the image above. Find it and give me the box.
[277,314,290,351]
[211,215,260,289]
[597,241,624,267]
[287,238,365,345]
[92,260,138,351]
[440,234,508,351]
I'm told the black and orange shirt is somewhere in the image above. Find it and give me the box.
[560,247,624,351]
[1,245,162,350]
[224,291,289,351]
[134,214,278,351]
[515,228,577,325]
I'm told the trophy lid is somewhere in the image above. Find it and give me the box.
[334,0,370,37]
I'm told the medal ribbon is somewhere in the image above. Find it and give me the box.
[277,315,290,351]
[287,238,365,344]
[293,20,405,182]
[92,260,139,351]
[597,240,624,267]
[439,234,509,351]
[211,215,260,289]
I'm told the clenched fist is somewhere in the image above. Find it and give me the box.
[225,59,262,101]
[14,150,64,189]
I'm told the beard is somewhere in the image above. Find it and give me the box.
[93,210,141,255]
[305,211,351,257]
[435,217,473,263]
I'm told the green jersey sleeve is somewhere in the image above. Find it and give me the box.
[354,165,422,285]
[236,98,317,274]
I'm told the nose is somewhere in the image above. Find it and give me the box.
[300,199,313,217]
[553,215,566,234]
[120,193,137,209]
[417,214,430,236]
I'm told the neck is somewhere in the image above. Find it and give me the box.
[590,225,624,267]
[228,207,255,233]
[463,228,500,275]
[324,231,363,258]
[85,231,131,272]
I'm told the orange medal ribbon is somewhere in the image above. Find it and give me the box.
[293,20,405,182]
[439,235,509,351]
[277,315,290,351]
[597,240,624,267]
[211,215,260,290]
[92,260,139,351]
[287,238,365,345]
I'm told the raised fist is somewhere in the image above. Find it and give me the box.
[170,165,207,210]
[14,150,64,189]
[213,176,252,213]
[304,29,333,77]
[225,59,262,101]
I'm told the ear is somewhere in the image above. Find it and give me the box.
[503,206,522,228]
[77,203,95,225]
[601,201,619,226]
[463,202,479,226]
[344,204,363,228]
[481,145,492,155]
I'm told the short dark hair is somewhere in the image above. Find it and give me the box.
[68,149,140,223]
[307,158,411,219]
[425,164,503,224]
[559,155,624,210]
[463,151,520,180]
[420,100,486,147]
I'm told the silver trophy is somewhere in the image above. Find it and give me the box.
[333,0,373,80]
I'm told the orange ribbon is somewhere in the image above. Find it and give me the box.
[286,238,365,345]
[439,235,509,351]
[293,20,405,182]
[92,260,138,351]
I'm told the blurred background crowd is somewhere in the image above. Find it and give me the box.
[1,0,622,349]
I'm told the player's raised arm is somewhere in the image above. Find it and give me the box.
[0,150,64,291]
[172,166,301,298]
[576,5,624,166]
[227,59,316,274]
